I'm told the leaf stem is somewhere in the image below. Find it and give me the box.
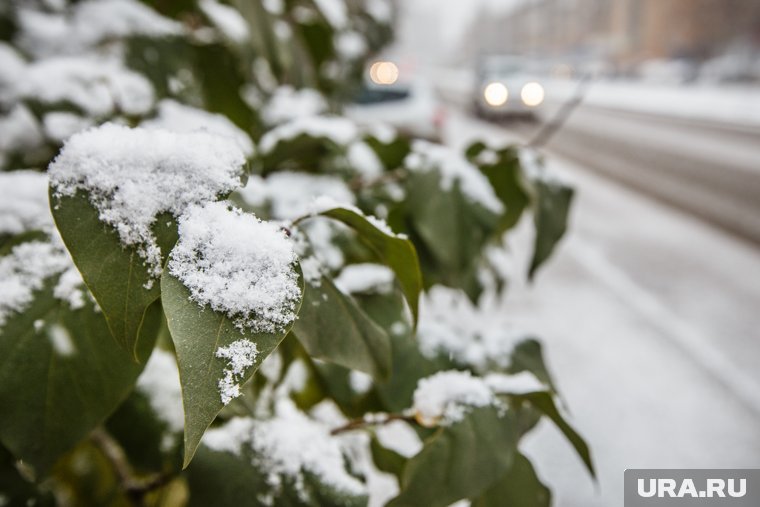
[330,412,416,435]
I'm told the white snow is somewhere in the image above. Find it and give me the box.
[142,99,255,156]
[313,0,348,28]
[261,86,327,126]
[348,370,373,394]
[0,241,69,328]
[335,31,366,60]
[309,196,399,238]
[412,370,495,426]
[334,263,394,294]
[0,105,45,163]
[259,116,359,154]
[216,339,259,405]
[49,124,246,279]
[53,266,87,310]
[202,399,367,498]
[199,0,250,44]
[15,0,181,57]
[405,140,504,214]
[237,172,355,221]
[43,112,94,143]
[17,57,155,117]
[0,170,54,235]
[48,323,76,357]
[484,371,545,394]
[168,202,300,334]
[136,349,185,433]
[347,142,383,177]
[417,286,523,371]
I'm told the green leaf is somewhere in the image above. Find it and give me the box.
[511,391,595,479]
[471,145,530,233]
[387,406,517,507]
[50,189,178,359]
[528,177,573,279]
[294,276,391,381]
[370,435,407,481]
[507,338,558,393]
[306,206,423,324]
[160,270,303,468]
[0,282,159,475]
[187,443,368,507]
[472,452,551,507]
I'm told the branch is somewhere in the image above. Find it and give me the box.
[90,427,173,505]
[527,73,594,149]
[330,412,416,435]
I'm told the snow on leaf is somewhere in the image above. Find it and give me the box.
[168,202,300,334]
[216,339,259,405]
[412,370,495,426]
[49,123,246,279]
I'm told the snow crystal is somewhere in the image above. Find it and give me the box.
[142,99,255,156]
[49,124,246,279]
[313,0,348,28]
[261,86,327,126]
[17,57,155,117]
[202,399,367,498]
[48,323,76,357]
[259,116,359,154]
[0,241,69,328]
[347,142,383,177]
[417,286,522,371]
[334,263,394,294]
[168,202,300,334]
[216,339,259,405]
[136,349,185,433]
[199,0,250,43]
[412,370,495,426]
[43,112,94,143]
[405,140,504,214]
[0,170,53,235]
[238,172,355,221]
[484,372,544,394]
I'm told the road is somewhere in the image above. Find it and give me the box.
[442,106,760,506]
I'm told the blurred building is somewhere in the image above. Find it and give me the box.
[464,0,760,72]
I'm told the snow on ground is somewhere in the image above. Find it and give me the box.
[443,111,760,506]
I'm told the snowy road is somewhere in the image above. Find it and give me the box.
[504,101,760,244]
[443,111,760,506]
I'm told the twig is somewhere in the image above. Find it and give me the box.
[90,427,172,505]
[330,413,416,435]
[527,73,594,149]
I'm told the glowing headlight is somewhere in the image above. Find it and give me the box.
[521,82,545,106]
[369,61,399,85]
[484,82,508,106]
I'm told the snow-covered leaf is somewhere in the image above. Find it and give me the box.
[160,203,303,467]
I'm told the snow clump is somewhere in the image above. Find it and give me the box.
[0,170,53,235]
[49,124,246,280]
[202,399,366,500]
[405,140,504,213]
[216,339,259,405]
[168,202,301,334]
[412,370,495,426]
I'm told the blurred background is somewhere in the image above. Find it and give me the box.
[364,0,760,505]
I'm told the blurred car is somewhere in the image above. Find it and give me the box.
[346,62,446,140]
[473,55,546,120]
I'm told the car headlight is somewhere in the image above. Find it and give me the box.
[521,82,544,106]
[483,82,508,106]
